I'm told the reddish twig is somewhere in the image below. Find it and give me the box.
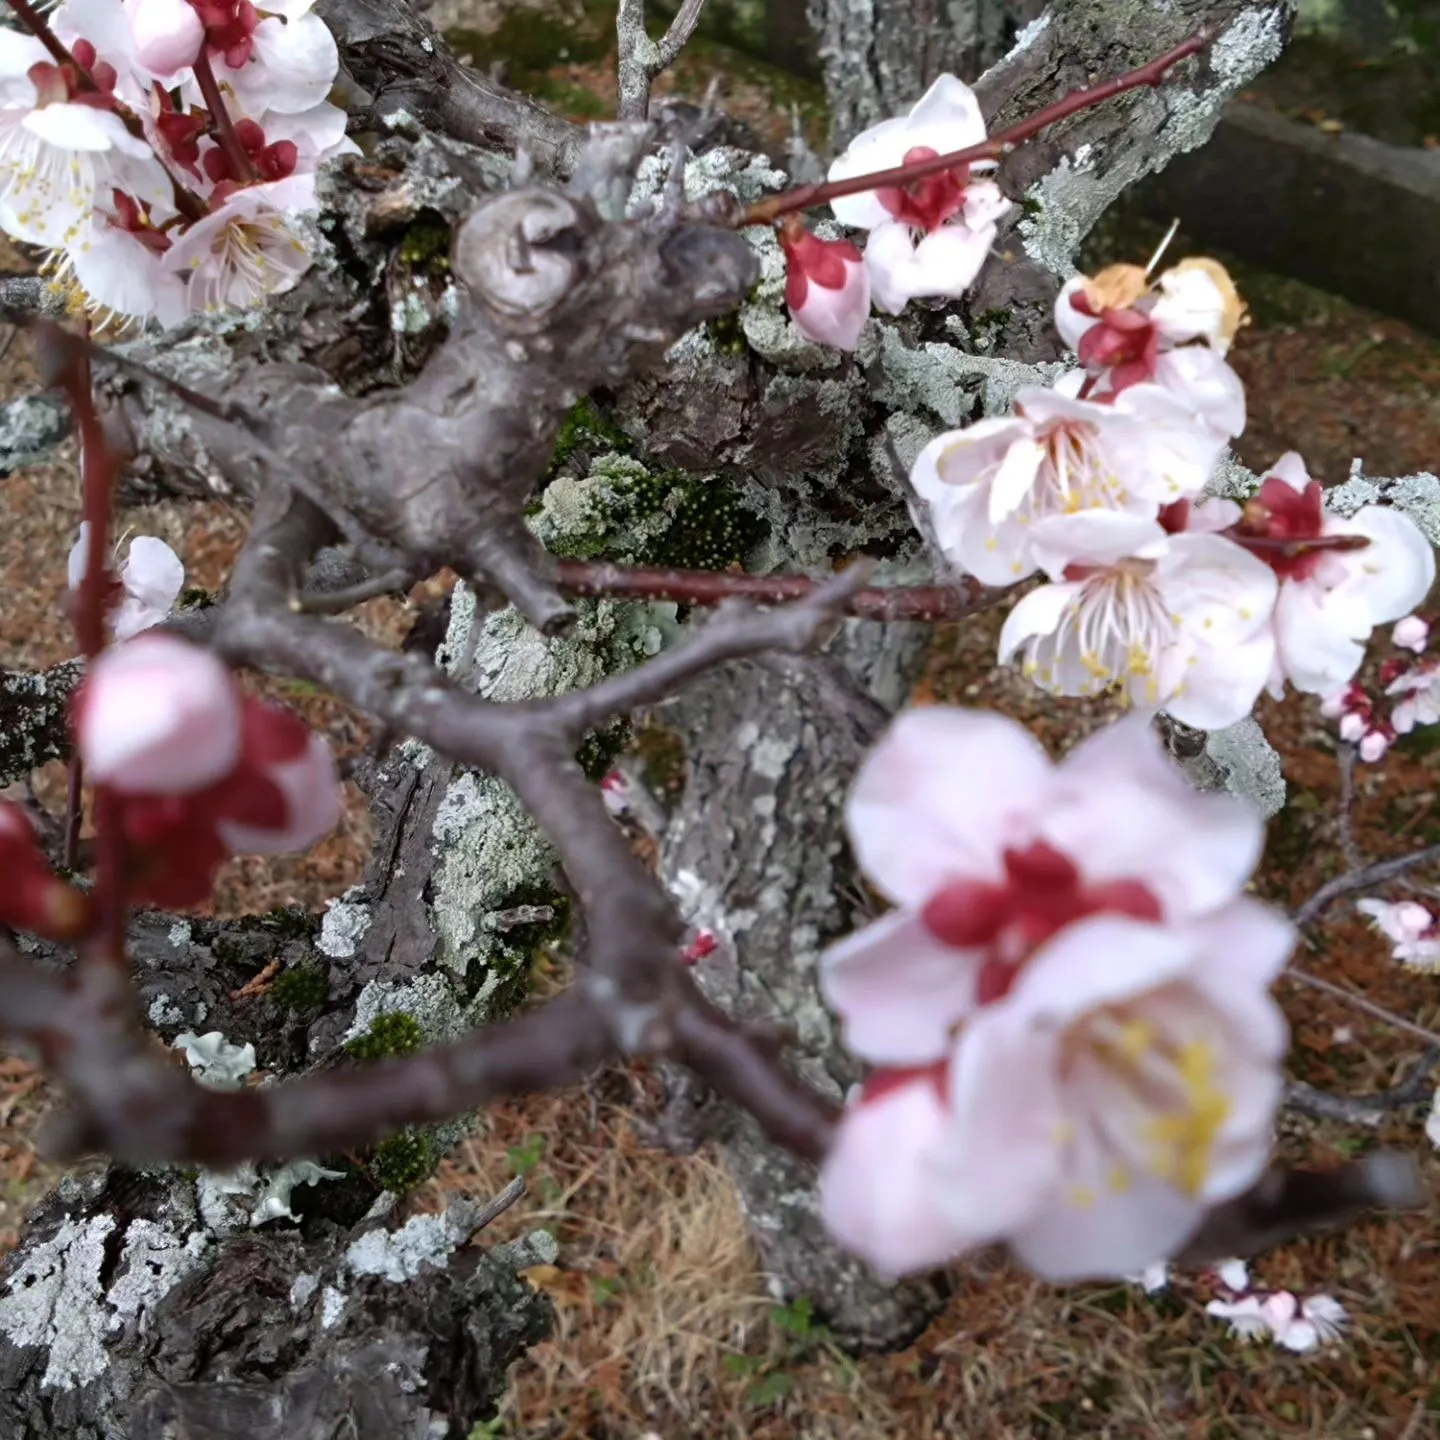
[192,49,259,186]
[3,0,98,84]
[34,321,130,966]
[738,29,1210,227]
[553,559,1003,622]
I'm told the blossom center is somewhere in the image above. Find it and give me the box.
[877,147,970,233]
[920,840,1162,1003]
[1230,474,1329,581]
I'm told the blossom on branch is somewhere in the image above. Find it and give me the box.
[818,709,1292,1281]
[826,74,1011,313]
[996,510,1278,729]
[1231,453,1435,698]
[74,633,343,906]
[778,218,870,351]
[1356,898,1440,971]
[909,371,1228,586]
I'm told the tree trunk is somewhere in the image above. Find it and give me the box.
[806,0,1048,148]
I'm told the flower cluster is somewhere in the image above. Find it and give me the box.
[817,707,1294,1281]
[781,75,1011,350]
[913,267,1434,730]
[1207,1285,1348,1352]
[1323,614,1440,762]
[73,631,343,906]
[0,0,353,327]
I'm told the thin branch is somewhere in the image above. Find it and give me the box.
[1285,1046,1440,1128]
[1292,844,1440,929]
[553,559,1002,622]
[1336,741,1362,870]
[192,49,259,186]
[738,29,1211,227]
[1282,968,1440,1049]
[615,0,709,122]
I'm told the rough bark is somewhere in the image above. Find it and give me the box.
[807,0,1048,148]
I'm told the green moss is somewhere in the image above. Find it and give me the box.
[270,964,329,1013]
[546,396,634,480]
[576,718,631,782]
[369,1128,439,1192]
[177,587,217,609]
[645,475,765,572]
[397,212,452,275]
[706,312,749,357]
[345,1011,424,1063]
[259,906,317,940]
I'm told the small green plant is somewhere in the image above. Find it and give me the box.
[270,964,329,1013]
[345,1011,424,1063]
[506,1132,546,1176]
[368,1129,438,1192]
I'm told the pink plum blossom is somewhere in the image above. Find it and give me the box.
[818,709,1292,1280]
[124,0,204,76]
[1234,454,1436,698]
[909,371,1230,586]
[67,522,185,639]
[779,222,870,351]
[826,75,1011,312]
[996,510,1278,729]
[1356,898,1440,970]
[76,632,242,793]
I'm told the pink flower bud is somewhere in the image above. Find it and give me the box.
[1393,614,1430,652]
[1358,728,1391,763]
[125,0,205,76]
[76,634,242,795]
[680,929,718,965]
[780,221,870,352]
[1338,712,1367,744]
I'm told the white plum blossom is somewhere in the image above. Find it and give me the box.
[67,522,185,639]
[1234,453,1436,698]
[0,29,171,248]
[1393,614,1431,652]
[162,171,316,313]
[1213,1257,1250,1293]
[1426,1090,1440,1149]
[1355,898,1440,970]
[996,510,1278,729]
[826,74,1011,312]
[818,709,1293,1281]
[1388,661,1440,736]
[910,371,1230,586]
[1207,1291,1348,1351]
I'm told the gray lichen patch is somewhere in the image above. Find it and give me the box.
[343,973,465,1048]
[345,1197,499,1282]
[1328,470,1440,547]
[104,1220,211,1331]
[1019,5,1290,278]
[318,890,373,959]
[0,1214,115,1390]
